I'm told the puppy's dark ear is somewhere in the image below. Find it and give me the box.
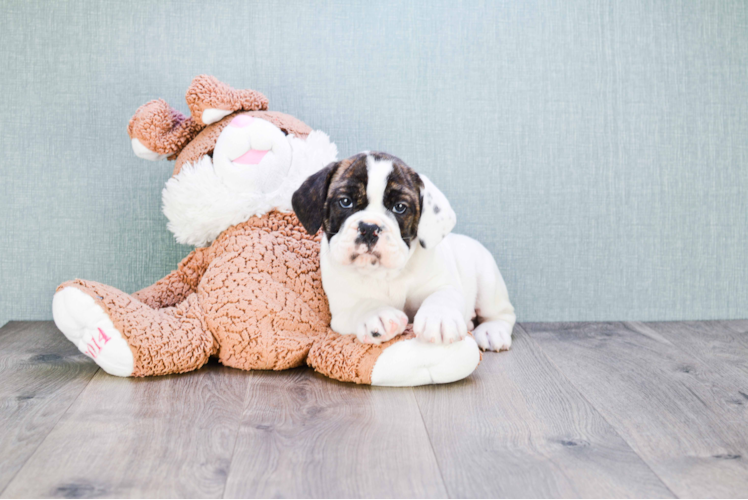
[292,161,339,235]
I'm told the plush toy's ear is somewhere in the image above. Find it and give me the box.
[292,162,340,235]
[417,174,456,249]
[128,99,203,161]
[186,75,269,126]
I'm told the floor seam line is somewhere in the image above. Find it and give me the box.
[517,322,680,499]
[0,366,101,497]
[412,387,452,499]
[624,320,737,379]
[219,371,255,499]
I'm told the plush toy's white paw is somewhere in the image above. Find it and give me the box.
[473,320,513,352]
[52,287,134,377]
[371,336,480,386]
[356,307,408,345]
[131,138,168,161]
[202,108,233,125]
[413,306,468,344]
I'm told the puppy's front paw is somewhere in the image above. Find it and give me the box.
[414,307,467,345]
[356,307,408,345]
[473,320,513,351]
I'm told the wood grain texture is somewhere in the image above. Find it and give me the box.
[2,358,249,498]
[524,321,748,498]
[0,322,98,495]
[223,368,447,499]
[413,325,673,498]
[4,321,748,498]
[628,320,748,382]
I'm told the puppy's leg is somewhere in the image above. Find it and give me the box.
[414,287,468,345]
[330,299,408,345]
[472,249,516,352]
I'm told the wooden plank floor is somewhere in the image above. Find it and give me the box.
[0,320,746,498]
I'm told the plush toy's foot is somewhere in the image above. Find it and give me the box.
[370,335,481,387]
[307,328,481,386]
[52,287,134,377]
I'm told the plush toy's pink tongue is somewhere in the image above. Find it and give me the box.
[233,149,269,165]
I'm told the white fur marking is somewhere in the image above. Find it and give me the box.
[365,156,393,213]
[416,174,456,249]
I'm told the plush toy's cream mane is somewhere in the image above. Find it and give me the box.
[162,130,337,247]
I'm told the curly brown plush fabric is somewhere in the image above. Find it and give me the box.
[186,74,269,126]
[58,212,392,384]
[127,99,203,159]
[133,246,212,309]
[200,212,330,371]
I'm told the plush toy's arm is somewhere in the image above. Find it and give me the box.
[132,246,213,309]
[128,99,204,161]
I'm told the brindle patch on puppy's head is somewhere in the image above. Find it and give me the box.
[324,153,369,239]
[371,152,423,245]
[292,160,341,235]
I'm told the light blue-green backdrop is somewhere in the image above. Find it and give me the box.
[1,0,746,326]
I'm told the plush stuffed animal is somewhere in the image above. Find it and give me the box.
[52,75,481,386]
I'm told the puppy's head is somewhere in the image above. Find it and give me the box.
[292,152,455,272]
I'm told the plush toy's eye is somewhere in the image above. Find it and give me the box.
[393,202,408,214]
[339,197,353,209]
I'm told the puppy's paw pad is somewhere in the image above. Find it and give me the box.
[473,320,513,352]
[52,287,134,377]
[356,307,408,345]
[414,307,467,345]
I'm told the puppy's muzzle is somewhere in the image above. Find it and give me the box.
[356,222,381,249]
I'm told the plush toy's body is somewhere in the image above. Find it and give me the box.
[53,76,481,386]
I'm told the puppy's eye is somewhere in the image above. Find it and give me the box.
[392,202,408,214]
[339,197,353,209]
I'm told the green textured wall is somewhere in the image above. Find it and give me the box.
[1,0,746,326]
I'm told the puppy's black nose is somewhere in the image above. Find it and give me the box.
[357,222,380,247]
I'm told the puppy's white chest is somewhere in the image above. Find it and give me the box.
[368,277,410,308]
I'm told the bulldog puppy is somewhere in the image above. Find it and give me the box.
[292,152,516,351]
